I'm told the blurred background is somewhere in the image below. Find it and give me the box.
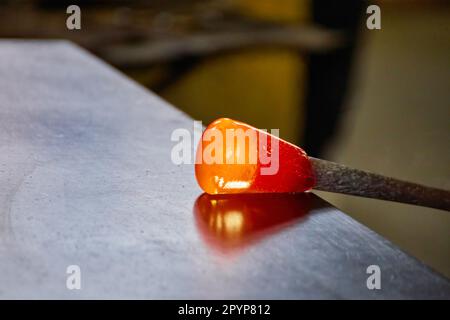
[1,0,449,277]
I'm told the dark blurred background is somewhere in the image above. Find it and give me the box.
[1,0,449,277]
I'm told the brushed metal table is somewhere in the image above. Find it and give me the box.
[0,40,448,299]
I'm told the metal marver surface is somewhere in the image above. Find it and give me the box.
[0,40,448,299]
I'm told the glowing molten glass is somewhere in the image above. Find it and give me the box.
[195,118,315,194]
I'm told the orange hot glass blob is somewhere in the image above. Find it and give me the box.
[195,118,315,194]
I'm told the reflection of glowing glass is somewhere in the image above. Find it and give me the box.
[194,193,312,254]
[223,211,244,235]
[208,209,245,238]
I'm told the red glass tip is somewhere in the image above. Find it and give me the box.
[195,118,315,194]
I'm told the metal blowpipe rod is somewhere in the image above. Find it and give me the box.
[310,157,450,211]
